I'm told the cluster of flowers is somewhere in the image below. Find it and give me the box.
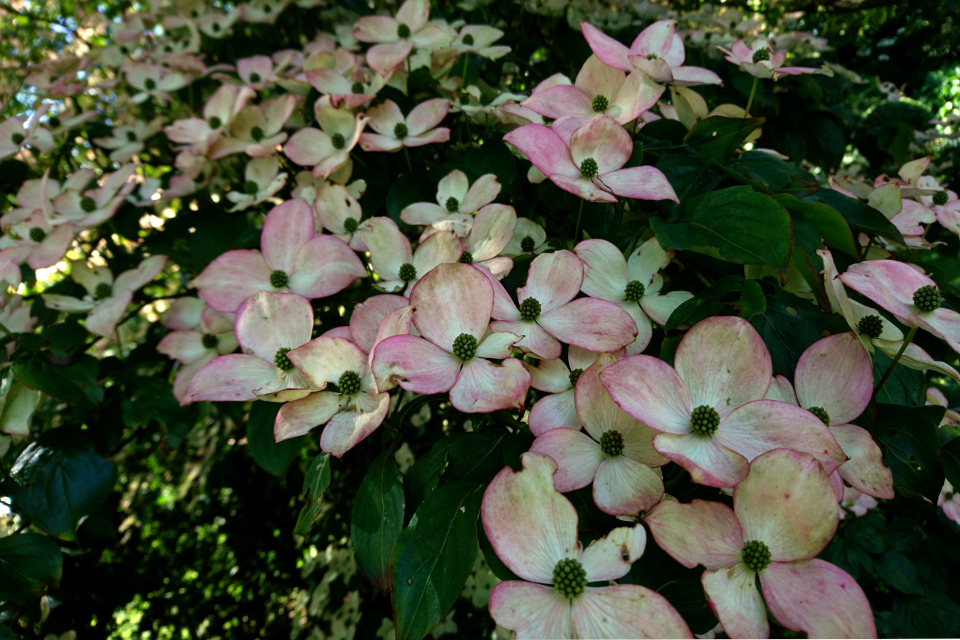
[2,0,959,636]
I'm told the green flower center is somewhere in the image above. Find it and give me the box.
[80,196,97,212]
[452,332,478,361]
[462,34,474,46]
[459,251,473,264]
[394,122,408,139]
[519,297,541,321]
[28,227,46,243]
[445,196,459,212]
[646,52,658,60]
[397,22,411,39]
[144,78,157,90]
[580,157,598,178]
[48,116,61,128]
[398,263,417,282]
[270,269,289,288]
[249,72,261,83]
[274,347,294,371]
[520,236,535,253]
[331,133,346,149]
[741,540,772,572]
[351,81,365,94]
[569,367,583,387]
[212,22,221,32]
[208,115,223,129]
[591,95,609,112]
[599,430,624,457]
[913,285,941,312]
[933,191,949,206]
[10,132,24,145]
[752,48,771,63]
[243,180,259,195]
[94,282,113,299]
[344,217,359,234]
[552,558,588,599]
[202,334,219,349]
[691,404,720,436]
[808,406,830,426]
[479,91,494,106]
[126,130,137,141]
[251,126,265,142]
[624,280,646,302]
[262,3,271,12]
[338,370,362,396]
[857,315,883,339]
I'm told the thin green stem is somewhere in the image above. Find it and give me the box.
[744,76,759,118]
[461,52,469,82]
[873,326,918,399]
[861,236,874,261]
[574,198,584,244]
[403,145,413,174]
[350,152,367,168]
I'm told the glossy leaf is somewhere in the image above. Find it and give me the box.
[875,404,944,502]
[0,533,62,601]
[352,449,405,592]
[294,452,332,535]
[246,401,305,477]
[684,115,764,161]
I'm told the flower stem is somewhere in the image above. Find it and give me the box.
[403,145,413,174]
[574,198,584,245]
[744,76,759,118]
[861,236,874,261]
[461,52,469,82]
[873,326,918,399]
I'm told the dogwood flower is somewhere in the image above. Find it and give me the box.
[443,25,510,61]
[601,316,846,487]
[454,204,516,278]
[313,182,368,250]
[839,259,960,354]
[359,98,450,152]
[525,346,609,435]
[502,217,550,257]
[362,217,462,294]
[503,116,678,204]
[400,170,500,236]
[209,94,298,159]
[192,199,367,312]
[716,39,829,80]
[182,291,317,404]
[0,107,54,159]
[125,62,193,102]
[840,487,880,519]
[164,84,256,153]
[482,451,692,639]
[225,155,287,211]
[485,250,639,360]
[531,353,667,516]
[44,255,168,337]
[93,117,166,163]
[285,98,367,178]
[305,66,387,108]
[158,300,238,401]
[576,237,693,355]
[353,0,454,75]
[372,263,530,413]
[235,54,289,90]
[646,449,875,638]
[52,164,138,230]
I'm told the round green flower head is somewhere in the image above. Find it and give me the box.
[646,52,658,60]
[351,81,365,94]
[10,132,24,146]
[479,91,494,106]
[600,430,624,457]
[520,235,536,253]
[519,297,541,321]
[208,116,222,130]
[459,251,473,265]
[691,404,720,436]
[913,285,941,312]
[398,263,417,282]
[211,22,221,32]
[249,72,261,83]
[94,282,113,300]
[752,48,771,63]
[445,196,459,212]
[857,315,884,339]
[569,367,583,387]
[251,126,265,142]
[393,122,408,140]
[331,133,346,150]
[28,227,46,243]
[243,180,259,195]
[580,158,599,179]
[933,190,949,206]
[202,334,219,349]
[48,117,61,129]
[624,280,646,302]
[808,406,830,426]
[270,269,289,289]
[343,217,359,234]
[144,78,157,90]
[462,34,474,46]
[397,22,411,39]
[80,196,97,213]
[274,347,294,371]
[591,95,609,113]
[452,333,477,361]
[552,558,588,599]
[338,370,362,396]
[741,540,772,572]
[126,130,137,142]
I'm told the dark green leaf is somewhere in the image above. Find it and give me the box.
[405,435,459,518]
[876,550,925,595]
[352,449,404,592]
[0,160,29,187]
[803,189,904,247]
[464,141,517,190]
[875,404,944,502]
[940,427,960,491]
[446,427,510,484]
[9,429,117,540]
[655,150,724,200]
[637,119,689,146]
[246,402,304,477]
[0,623,15,639]
[772,193,858,258]
[651,186,793,277]
[391,481,482,640]
[683,116,763,161]
[386,173,433,226]
[873,349,924,407]
[0,533,62,601]
[722,151,819,197]
[295,452,332,535]
[12,355,101,410]
[665,275,766,329]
